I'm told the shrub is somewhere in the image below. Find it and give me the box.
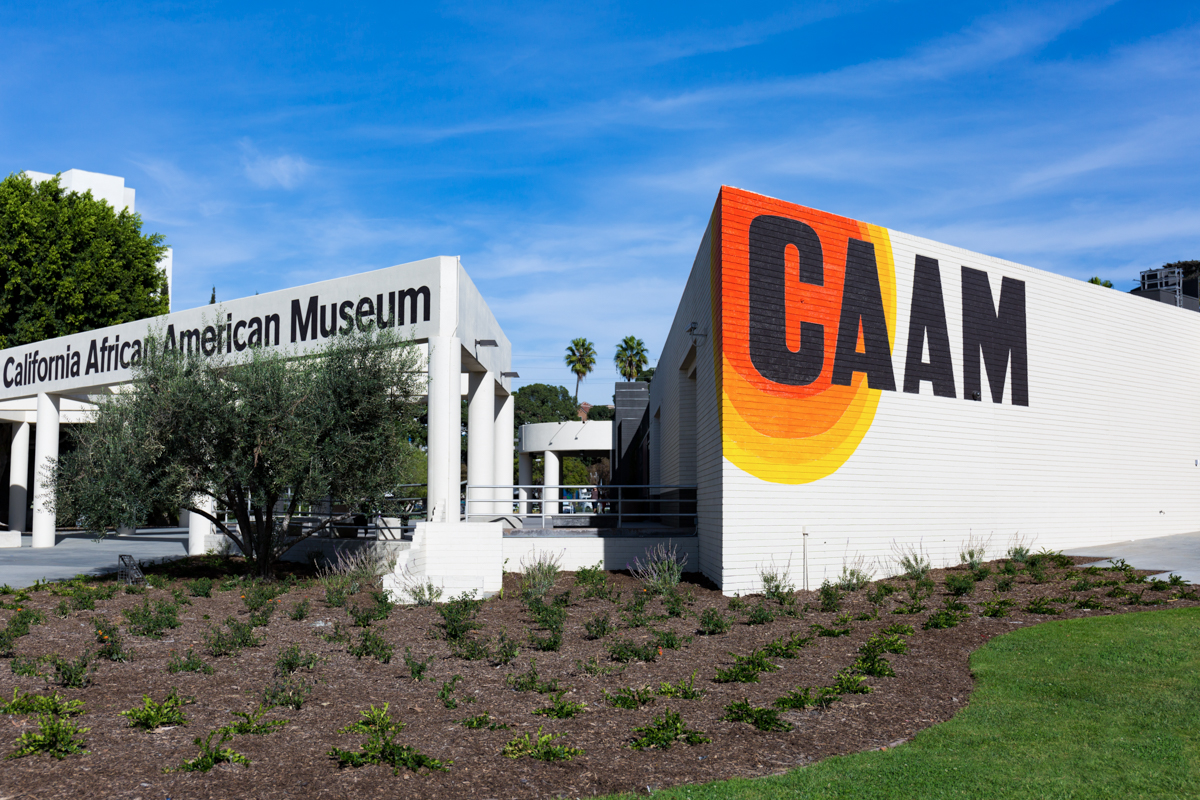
[506,659,560,693]
[759,561,795,604]
[437,675,470,709]
[172,729,251,772]
[47,653,95,689]
[459,712,508,730]
[7,714,89,760]
[835,558,874,592]
[995,575,1015,592]
[981,598,1014,618]
[959,532,991,570]
[275,644,320,675]
[490,628,520,666]
[349,629,393,663]
[10,655,45,677]
[122,597,180,639]
[248,603,276,627]
[502,726,583,761]
[437,591,483,641]
[944,574,976,597]
[121,688,194,730]
[1074,595,1105,610]
[721,699,794,732]
[867,583,897,605]
[168,649,214,675]
[575,656,624,677]
[971,565,993,582]
[663,589,689,618]
[261,677,312,710]
[403,647,435,681]
[91,617,130,662]
[604,685,655,709]
[533,690,586,719]
[656,672,705,699]
[289,599,311,621]
[746,603,775,625]
[923,608,964,630]
[608,639,659,663]
[830,668,872,694]
[697,608,731,636]
[652,628,687,650]
[185,578,213,598]
[816,580,843,612]
[1006,535,1032,563]
[892,542,932,580]
[1025,597,1060,615]
[0,688,84,717]
[630,541,687,595]
[220,704,288,736]
[881,622,915,636]
[204,618,261,657]
[575,562,620,601]
[811,623,851,637]
[714,650,779,683]
[630,707,711,750]
[584,613,615,640]
[763,631,814,658]
[453,637,493,661]
[774,686,841,710]
[0,607,45,656]
[519,549,563,600]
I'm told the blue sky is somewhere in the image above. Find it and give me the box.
[3,1,1198,404]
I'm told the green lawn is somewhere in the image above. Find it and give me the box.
[613,607,1200,800]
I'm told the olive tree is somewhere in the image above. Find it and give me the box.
[50,325,425,575]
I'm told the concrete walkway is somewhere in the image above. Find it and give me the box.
[1063,530,1200,585]
[0,529,189,588]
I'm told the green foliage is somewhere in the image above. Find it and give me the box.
[122,596,181,639]
[204,617,261,657]
[121,688,194,730]
[220,704,288,736]
[604,685,656,709]
[459,712,508,730]
[575,562,620,601]
[895,545,932,579]
[697,607,732,635]
[656,671,706,699]
[45,653,95,689]
[10,655,44,677]
[608,639,660,663]
[506,659,560,693]
[1087,276,1115,288]
[763,631,814,658]
[971,565,993,582]
[403,647,436,681]
[746,603,775,625]
[437,591,483,641]
[185,578,213,598]
[867,582,898,605]
[0,688,84,717]
[575,656,624,676]
[630,707,711,750]
[520,549,562,600]
[513,383,579,427]
[759,565,796,603]
[91,617,130,662]
[774,685,842,710]
[53,326,425,576]
[811,622,852,637]
[995,575,1015,592]
[830,668,872,694]
[1075,595,1105,610]
[492,629,520,665]
[533,690,586,719]
[817,581,843,613]
[288,598,310,620]
[348,629,393,663]
[168,648,214,674]
[1007,542,1032,563]
[329,705,451,773]
[630,541,686,595]
[261,677,312,710]
[585,612,615,640]
[714,650,779,683]
[663,588,690,617]
[651,627,688,651]
[835,565,873,592]
[1025,596,1061,615]
[924,607,966,629]
[721,699,794,732]
[320,621,352,644]
[565,337,597,399]
[0,173,168,351]
[982,598,1016,618]
[435,675,468,709]
[945,573,976,597]
[6,713,89,760]
[275,644,319,675]
[502,726,583,761]
[172,729,251,772]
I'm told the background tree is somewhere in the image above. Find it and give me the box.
[585,404,615,421]
[513,383,578,427]
[614,335,649,382]
[1087,277,1114,288]
[563,337,596,400]
[0,173,169,348]
[51,326,425,576]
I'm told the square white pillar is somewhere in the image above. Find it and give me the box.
[494,391,514,516]
[9,421,29,534]
[518,451,532,516]
[466,371,495,520]
[426,335,461,522]
[31,393,60,548]
[543,450,559,516]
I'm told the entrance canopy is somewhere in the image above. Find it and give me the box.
[0,256,515,548]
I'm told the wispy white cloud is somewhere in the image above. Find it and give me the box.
[239,141,311,190]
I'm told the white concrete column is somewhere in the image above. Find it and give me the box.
[466,371,495,520]
[426,336,461,522]
[188,496,214,555]
[543,450,559,516]
[518,452,532,515]
[31,393,60,548]
[9,422,29,533]
[493,392,514,516]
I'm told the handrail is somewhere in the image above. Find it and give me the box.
[465,483,697,528]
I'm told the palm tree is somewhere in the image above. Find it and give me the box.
[614,336,649,382]
[564,338,597,400]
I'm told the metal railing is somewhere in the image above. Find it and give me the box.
[213,485,430,541]
[465,484,697,528]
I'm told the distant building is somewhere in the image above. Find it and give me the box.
[1130,265,1199,312]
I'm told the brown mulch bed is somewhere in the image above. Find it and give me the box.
[0,553,1195,799]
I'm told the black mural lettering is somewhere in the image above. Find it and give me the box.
[399,287,431,325]
[831,239,896,390]
[747,215,825,386]
[903,255,956,397]
[962,267,1028,406]
[291,297,318,342]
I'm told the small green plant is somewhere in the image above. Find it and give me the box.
[817,581,843,612]
[995,575,1015,592]
[630,707,711,750]
[11,655,45,677]
[604,685,656,709]
[959,533,990,570]
[347,603,376,628]
[608,639,660,663]
[763,631,814,658]
[721,699,794,732]
[261,677,312,710]
[7,714,89,760]
[1026,561,1048,583]
[204,618,261,657]
[652,628,687,650]
[944,573,976,597]
[91,617,130,662]
[880,622,915,636]
[727,594,748,612]
[519,549,563,599]
[656,671,706,699]
[746,603,775,625]
[324,584,350,607]
[854,633,906,677]
[171,729,251,772]
[1074,595,1105,610]
[248,603,276,627]
[46,653,95,689]
[0,688,84,717]
[120,688,194,730]
[971,565,993,582]
[575,656,625,676]
[867,583,898,605]
[0,607,45,656]
[835,563,873,592]
[502,726,583,761]
[1007,537,1032,563]
[982,598,1015,618]
[288,598,311,620]
[402,579,444,606]
[403,647,435,681]
[349,629,393,663]
[621,594,652,628]
[830,668,872,694]
[663,588,689,617]
[714,650,779,683]
[575,562,620,601]
[124,584,146,595]
[774,685,842,710]
[168,648,214,675]
[893,542,932,579]
[1025,596,1060,615]
[220,704,288,736]
[185,578,213,598]
[122,596,181,639]
[811,623,851,637]
[533,690,586,719]
[630,541,687,595]
[506,659,560,693]
[923,607,965,630]
[584,613,615,640]
[490,628,520,666]
[697,607,731,635]
[275,644,320,675]
[459,711,508,730]
[437,591,484,641]
[759,562,796,603]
